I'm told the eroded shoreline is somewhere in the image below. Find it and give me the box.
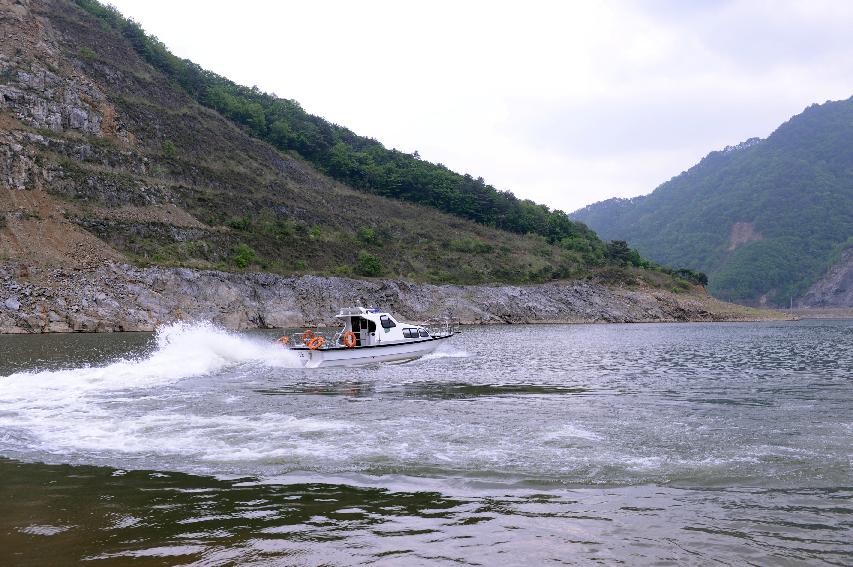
[1,262,788,333]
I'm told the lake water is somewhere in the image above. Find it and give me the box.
[0,320,851,565]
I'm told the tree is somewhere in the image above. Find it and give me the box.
[162,139,176,158]
[356,251,382,277]
[605,240,633,266]
[231,243,257,268]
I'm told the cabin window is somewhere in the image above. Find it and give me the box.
[380,315,396,329]
[419,329,429,337]
[403,328,419,338]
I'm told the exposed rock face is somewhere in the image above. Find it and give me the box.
[0,262,781,333]
[0,0,127,141]
[798,248,853,308]
[727,221,762,251]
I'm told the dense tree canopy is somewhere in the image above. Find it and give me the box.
[572,97,853,305]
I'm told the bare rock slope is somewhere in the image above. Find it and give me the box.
[0,0,619,284]
[798,248,853,308]
[0,262,782,333]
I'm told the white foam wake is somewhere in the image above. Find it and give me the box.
[0,321,300,397]
[0,322,308,461]
[417,348,470,361]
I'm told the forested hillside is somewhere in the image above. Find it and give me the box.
[74,0,595,248]
[572,97,853,306]
[0,0,701,291]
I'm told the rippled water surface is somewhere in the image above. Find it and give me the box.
[1,320,851,565]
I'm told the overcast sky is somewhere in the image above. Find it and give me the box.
[106,0,853,213]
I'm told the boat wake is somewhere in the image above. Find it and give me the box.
[0,322,313,465]
[0,321,301,394]
[417,347,471,361]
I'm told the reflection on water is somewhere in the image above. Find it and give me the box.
[256,381,591,399]
[3,459,851,565]
[1,319,852,565]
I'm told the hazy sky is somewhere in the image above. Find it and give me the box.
[106,0,853,213]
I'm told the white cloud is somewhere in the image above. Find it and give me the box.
[105,0,853,213]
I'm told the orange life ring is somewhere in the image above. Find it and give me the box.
[302,329,315,343]
[342,330,356,348]
[276,336,289,345]
[307,336,325,350]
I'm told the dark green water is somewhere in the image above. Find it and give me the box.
[0,320,851,565]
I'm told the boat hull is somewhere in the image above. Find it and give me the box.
[293,336,448,368]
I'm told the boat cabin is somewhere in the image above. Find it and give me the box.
[335,307,430,347]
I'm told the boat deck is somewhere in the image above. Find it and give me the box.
[289,333,453,351]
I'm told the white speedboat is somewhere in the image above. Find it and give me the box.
[281,307,454,368]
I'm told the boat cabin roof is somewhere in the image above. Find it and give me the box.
[336,307,390,319]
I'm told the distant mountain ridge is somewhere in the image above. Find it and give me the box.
[571,97,853,306]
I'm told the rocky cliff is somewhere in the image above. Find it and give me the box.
[798,248,853,308]
[0,261,781,333]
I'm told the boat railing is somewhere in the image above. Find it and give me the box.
[284,319,458,348]
[286,330,332,349]
[284,328,350,349]
[425,318,459,338]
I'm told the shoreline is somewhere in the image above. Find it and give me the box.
[788,308,853,320]
[1,262,791,334]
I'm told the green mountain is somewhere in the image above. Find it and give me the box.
[72,0,600,255]
[1,0,695,292]
[572,97,853,306]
